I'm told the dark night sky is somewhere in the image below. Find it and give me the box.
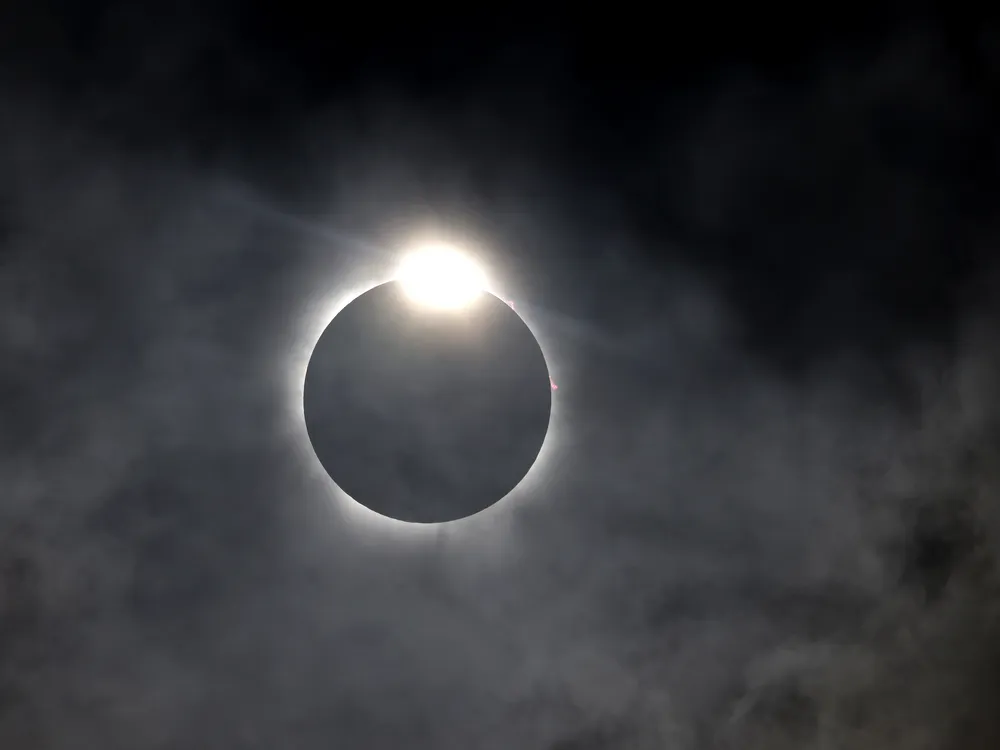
[4,3,1000,748]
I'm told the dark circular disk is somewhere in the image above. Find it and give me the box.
[303,280,552,523]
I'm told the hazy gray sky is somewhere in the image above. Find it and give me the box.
[4,15,1000,749]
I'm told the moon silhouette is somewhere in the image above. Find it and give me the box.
[303,280,552,523]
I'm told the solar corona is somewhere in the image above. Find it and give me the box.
[299,244,556,525]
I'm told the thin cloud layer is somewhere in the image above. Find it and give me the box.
[3,18,1000,750]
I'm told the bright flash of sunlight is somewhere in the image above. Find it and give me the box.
[395,244,488,309]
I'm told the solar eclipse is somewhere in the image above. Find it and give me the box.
[300,246,554,524]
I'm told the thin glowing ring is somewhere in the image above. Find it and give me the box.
[285,259,564,538]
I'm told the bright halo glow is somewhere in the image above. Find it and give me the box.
[395,245,487,309]
[285,227,561,539]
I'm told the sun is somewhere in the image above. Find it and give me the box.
[395,244,488,309]
[285,228,563,537]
